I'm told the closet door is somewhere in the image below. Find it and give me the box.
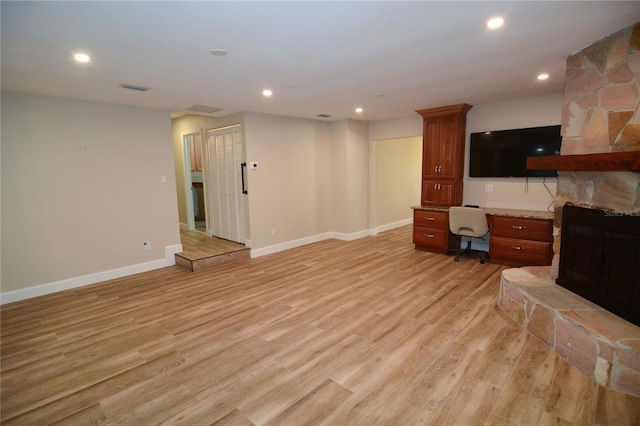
[205,125,246,244]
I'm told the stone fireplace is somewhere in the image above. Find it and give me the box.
[554,23,640,246]
[498,23,640,397]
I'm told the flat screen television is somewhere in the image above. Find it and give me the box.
[469,125,561,178]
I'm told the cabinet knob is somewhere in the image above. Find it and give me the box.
[511,246,524,251]
[425,217,435,221]
[424,234,434,238]
[511,225,526,230]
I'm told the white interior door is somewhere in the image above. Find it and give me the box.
[205,125,246,244]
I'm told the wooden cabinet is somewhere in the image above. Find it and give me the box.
[421,181,461,206]
[190,137,203,171]
[488,216,553,266]
[413,209,460,254]
[417,103,472,207]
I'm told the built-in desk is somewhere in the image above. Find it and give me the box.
[412,206,554,266]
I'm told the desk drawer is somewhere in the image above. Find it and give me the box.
[490,236,552,265]
[414,210,448,229]
[413,226,448,250]
[490,216,552,242]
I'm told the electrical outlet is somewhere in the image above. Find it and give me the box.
[143,242,151,250]
[270,229,276,237]
[250,162,259,170]
[484,184,494,193]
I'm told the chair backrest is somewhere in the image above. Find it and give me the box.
[448,207,489,238]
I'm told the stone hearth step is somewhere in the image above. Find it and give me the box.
[498,266,640,398]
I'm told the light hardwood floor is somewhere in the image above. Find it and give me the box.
[2,225,639,425]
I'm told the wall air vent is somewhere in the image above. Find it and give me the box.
[119,83,150,92]
[186,104,224,114]
[317,114,331,118]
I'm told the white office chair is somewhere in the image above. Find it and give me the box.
[448,206,490,263]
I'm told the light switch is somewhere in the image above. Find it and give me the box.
[160,175,167,184]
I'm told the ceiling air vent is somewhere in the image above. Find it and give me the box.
[119,83,150,92]
[186,104,223,114]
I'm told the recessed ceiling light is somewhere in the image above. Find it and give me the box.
[355,107,363,113]
[74,53,91,63]
[210,48,227,56]
[487,17,504,29]
[538,73,550,80]
[263,89,273,97]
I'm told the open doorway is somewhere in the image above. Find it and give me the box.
[172,116,249,269]
[181,129,206,233]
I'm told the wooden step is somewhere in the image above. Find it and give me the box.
[175,248,250,272]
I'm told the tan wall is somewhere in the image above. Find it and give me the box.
[330,119,369,235]
[244,112,333,250]
[374,136,422,227]
[1,92,180,295]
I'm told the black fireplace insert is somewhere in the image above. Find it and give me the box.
[557,204,640,327]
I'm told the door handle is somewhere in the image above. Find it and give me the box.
[241,162,248,194]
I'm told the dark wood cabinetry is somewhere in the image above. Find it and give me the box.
[417,103,472,207]
[488,215,553,266]
[412,102,553,267]
[413,209,459,254]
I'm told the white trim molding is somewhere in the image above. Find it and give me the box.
[250,229,372,258]
[375,217,413,235]
[0,244,183,305]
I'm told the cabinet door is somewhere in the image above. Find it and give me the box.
[421,181,456,206]
[422,119,440,178]
[421,181,438,205]
[437,115,460,179]
[437,182,455,206]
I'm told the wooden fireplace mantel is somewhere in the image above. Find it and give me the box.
[527,152,640,173]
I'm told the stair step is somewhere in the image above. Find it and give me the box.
[175,248,250,272]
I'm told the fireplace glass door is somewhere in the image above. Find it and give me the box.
[557,204,640,327]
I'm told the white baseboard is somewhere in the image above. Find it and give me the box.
[249,227,382,258]
[250,232,333,258]
[0,244,183,305]
[374,218,412,235]
[1,220,412,303]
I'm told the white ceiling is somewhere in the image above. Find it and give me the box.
[2,1,639,122]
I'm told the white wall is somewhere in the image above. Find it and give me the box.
[244,112,333,253]
[464,94,563,211]
[1,92,181,301]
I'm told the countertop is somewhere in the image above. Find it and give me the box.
[412,205,554,220]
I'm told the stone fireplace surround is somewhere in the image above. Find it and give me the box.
[497,23,640,397]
